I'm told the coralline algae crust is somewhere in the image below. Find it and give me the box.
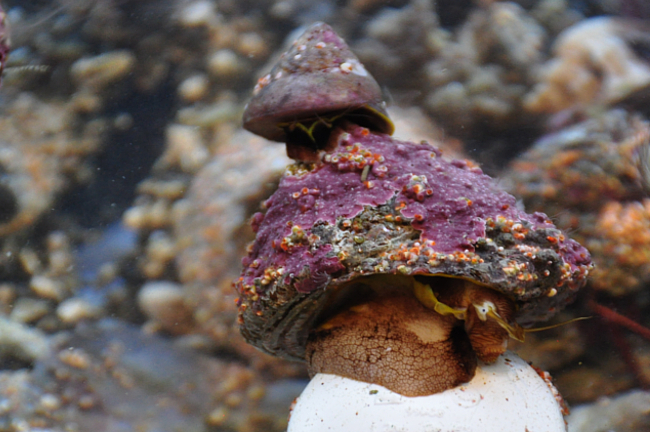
[237,124,591,358]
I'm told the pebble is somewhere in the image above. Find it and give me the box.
[71,50,136,89]
[177,100,240,127]
[162,124,210,173]
[9,298,50,324]
[568,390,650,432]
[57,298,103,324]
[178,0,219,28]
[142,230,177,279]
[237,33,268,58]
[0,317,50,361]
[138,281,193,333]
[207,49,246,78]
[178,74,210,102]
[39,394,62,411]
[58,348,91,369]
[30,275,65,301]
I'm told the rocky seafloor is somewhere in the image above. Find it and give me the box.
[1,0,650,431]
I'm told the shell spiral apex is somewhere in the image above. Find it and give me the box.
[243,22,393,158]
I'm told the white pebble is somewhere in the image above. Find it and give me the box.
[207,49,245,78]
[178,0,218,27]
[178,74,209,102]
[0,317,50,361]
[30,275,65,301]
[146,230,177,262]
[138,281,191,330]
[10,298,50,323]
[165,124,210,173]
[71,50,136,88]
[123,205,148,230]
[57,298,102,324]
[40,394,62,411]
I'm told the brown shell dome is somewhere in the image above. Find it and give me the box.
[242,22,394,146]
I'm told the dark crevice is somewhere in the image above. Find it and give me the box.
[0,355,34,371]
[436,0,473,29]
[449,324,477,377]
[464,124,542,176]
[3,0,53,14]
[59,80,175,228]
[0,183,18,224]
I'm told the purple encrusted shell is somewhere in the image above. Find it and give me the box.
[236,124,592,360]
[243,22,393,142]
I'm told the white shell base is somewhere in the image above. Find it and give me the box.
[288,351,566,432]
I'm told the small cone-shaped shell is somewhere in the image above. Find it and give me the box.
[243,22,393,143]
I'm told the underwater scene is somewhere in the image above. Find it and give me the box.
[0,0,649,431]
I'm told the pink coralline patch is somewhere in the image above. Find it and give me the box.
[253,127,513,255]
[236,123,592,359]
[241,123,589,289]
[320,28,347,47]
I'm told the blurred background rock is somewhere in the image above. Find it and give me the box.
[1,0,650,431]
